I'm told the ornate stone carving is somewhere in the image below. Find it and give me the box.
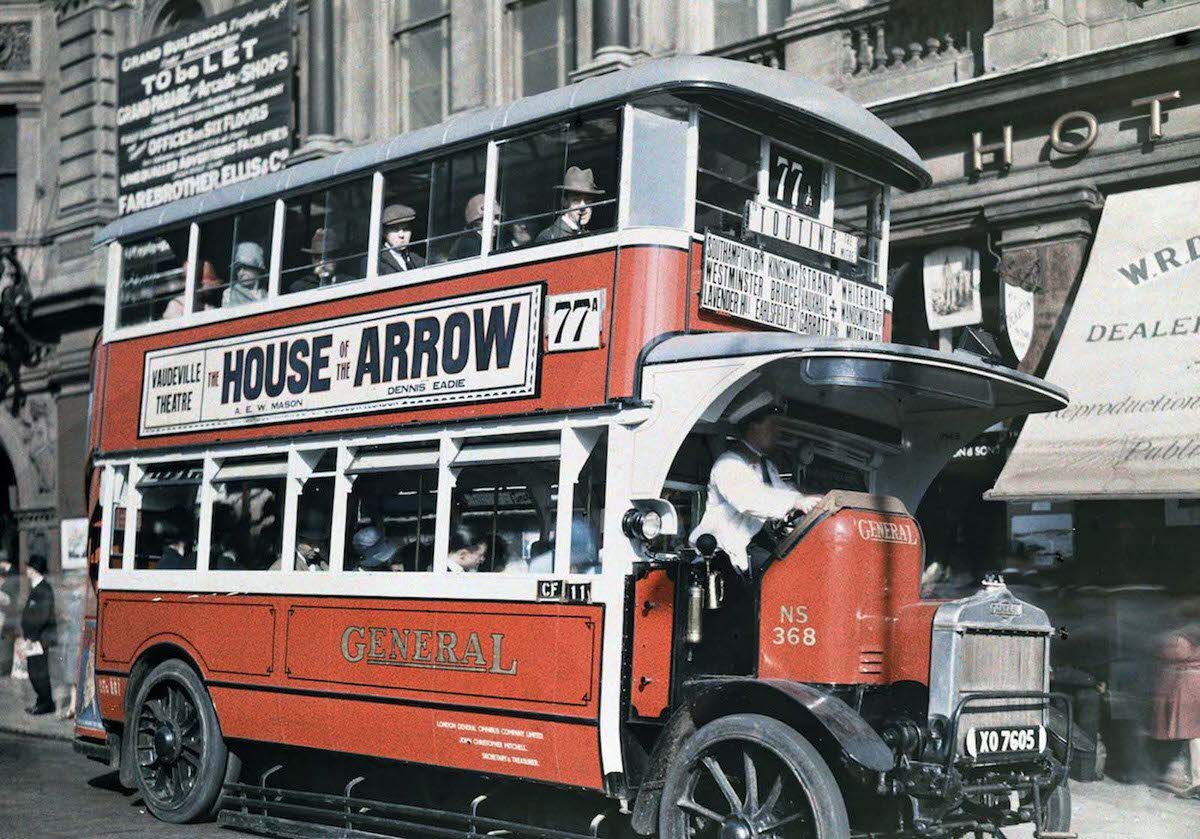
[1000,247,1042,293]
[18,396,56,499]
[0,22,32,72]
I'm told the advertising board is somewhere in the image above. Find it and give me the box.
[116,0,294,216]
[139,285,543,435]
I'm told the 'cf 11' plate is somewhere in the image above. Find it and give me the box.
[965,725,1046,758]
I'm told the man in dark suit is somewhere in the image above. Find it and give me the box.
[378,203,425,273]
[20,553,56,715]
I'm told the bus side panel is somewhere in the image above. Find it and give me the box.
[211,689,604,789]
[98,594,278,676]
[629,568,674,720]
[606,245,689,400]
[96,592,605,788]
[97,251,617,453]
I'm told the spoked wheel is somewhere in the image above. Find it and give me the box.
[660,714,849,839]
[131,659,229,823]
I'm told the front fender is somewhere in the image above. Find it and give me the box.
[629,678,894,834]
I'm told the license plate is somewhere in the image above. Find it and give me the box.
[965,725,1046,758]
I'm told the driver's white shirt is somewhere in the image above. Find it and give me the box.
[689,443,802,572]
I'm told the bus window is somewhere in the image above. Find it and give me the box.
[694,114,758,236]
[292,450,337,572]
[833,169,886,287]
[133,462,202,570]
[108,466,129,570]
[344,466,439,573]
[119,229,190,326]
[429,146,487,264]
[209,456,286,571]
[378,162,433,274]
[450,460,559,574]
[196,205,275,311]
[280,176,373,295]
[495,112,620,251]
[569,432,606,574]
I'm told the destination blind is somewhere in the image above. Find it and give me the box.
[700,233,885,340]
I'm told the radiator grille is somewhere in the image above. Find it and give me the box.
[955,630,1046,751]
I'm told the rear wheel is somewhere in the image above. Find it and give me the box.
[659,713,849,839]
[131,659,229,823]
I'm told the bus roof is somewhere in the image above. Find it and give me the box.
[96,56,930,247]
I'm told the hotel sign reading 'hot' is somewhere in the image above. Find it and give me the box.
[139,285,542,435]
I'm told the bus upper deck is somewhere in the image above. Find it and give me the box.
[89,56,928,456]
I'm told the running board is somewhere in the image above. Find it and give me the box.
[219,779,610,839]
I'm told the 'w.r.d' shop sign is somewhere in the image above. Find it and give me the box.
[140,285,543,436]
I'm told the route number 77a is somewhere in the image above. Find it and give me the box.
[546,290,605,352]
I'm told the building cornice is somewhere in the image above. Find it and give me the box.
[867,29,1200,126]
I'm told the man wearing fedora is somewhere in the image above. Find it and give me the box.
[449,193,492,261]
[350,525,402,572]
[378,204,426,273]
[223,240,268,307]
[536,166,605,243]
[290,227,348,293]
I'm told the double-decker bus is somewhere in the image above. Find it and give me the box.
[75,57,1075,839]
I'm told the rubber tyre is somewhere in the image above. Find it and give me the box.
[659,713,850,839]
[130,659,229,823]
[1043,781,1071,833]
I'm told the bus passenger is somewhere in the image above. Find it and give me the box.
[223,242,268,307]
[350,525,401,571]
[290,228,348,293]
[690,399,822,574]
[448,194,492,261]
[156,509,196,570]
[163,259,221,319]
[447,524,490,572]
[536,167,605,243]
[378,204,425,272]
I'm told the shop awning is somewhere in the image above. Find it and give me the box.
[989,181,1200,501]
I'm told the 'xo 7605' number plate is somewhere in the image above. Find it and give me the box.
[965,725,1046,758]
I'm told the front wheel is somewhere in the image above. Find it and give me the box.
[131,659,229,823]
[1043,781,1071,833]
[659,713,850,839]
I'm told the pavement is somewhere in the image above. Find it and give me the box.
[0,675,74,742]
[1,676,1197,837]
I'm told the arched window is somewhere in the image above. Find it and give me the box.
[150,0,207,37]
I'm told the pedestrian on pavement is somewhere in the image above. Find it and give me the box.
[19,553,56,715]
[1150,601,1200,797]
[0,552,19,675]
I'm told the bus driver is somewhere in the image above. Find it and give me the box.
[690,394,822,574]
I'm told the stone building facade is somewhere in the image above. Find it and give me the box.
[2,0,1199,578]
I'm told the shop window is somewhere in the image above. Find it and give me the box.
[395,0,451,132]
[0,107,16,231]
[108,467,129,570]
[509,0,576,97]
[694,114,758,236]
[209,457,286,570]
[118,229,190,327]
[133,462,202,570]
[428,146,488,264]
[496,112,620,251]
[194,205,275,312]
[450,458,558,573]
[280,177,373,294]
[291,450,338,572]
[344,456,439,573]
